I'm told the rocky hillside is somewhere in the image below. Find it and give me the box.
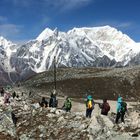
[0,87,140,140]
[23,66,140,101]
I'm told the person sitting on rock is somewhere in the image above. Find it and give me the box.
[115,96,127,124]
[86,95,94,118]
[62,97,72,112]
[39,97,48,108]
[49,91,58,108]
[98,99,110,116]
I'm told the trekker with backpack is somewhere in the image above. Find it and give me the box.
[39,97,48,108]
[115,96,127,124]
[98,99,110,116]
[49,91,58,108]
[86,95,94,118]
[63,97,72,112]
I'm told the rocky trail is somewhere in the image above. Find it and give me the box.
[0,87,140,140]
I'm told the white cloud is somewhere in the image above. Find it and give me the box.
[0,24,23,38]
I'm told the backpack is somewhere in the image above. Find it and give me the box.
[103,103,110,113]
[121,102,127,112]
[65,100,72,109]
[87,100,94,109]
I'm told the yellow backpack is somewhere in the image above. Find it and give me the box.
[87,100,92,109]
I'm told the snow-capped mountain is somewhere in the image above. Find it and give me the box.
[0,36,17,72]
[12,26,140,73]
[1,25,140,84]
[0,36,19,84]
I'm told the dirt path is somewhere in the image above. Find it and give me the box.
[3,86,138,117]
[40,94,137,116]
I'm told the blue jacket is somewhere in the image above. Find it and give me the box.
[117,97,122,113]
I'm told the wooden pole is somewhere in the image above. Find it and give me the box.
[54,56,56,90]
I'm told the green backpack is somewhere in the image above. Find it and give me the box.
[65,100,72,109]
[121,102,127,112]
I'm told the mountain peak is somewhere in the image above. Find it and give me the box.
[0,36,7,42]
[0,36,14,47]
[36,27,58,41]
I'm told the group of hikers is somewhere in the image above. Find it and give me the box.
[0,87,20,104]
[85,95,127,124]
[0,86,127,126]
[39,92,127,124]
[0,87,20,126]
[39,91,72,112]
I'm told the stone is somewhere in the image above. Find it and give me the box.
[132,133,139,137]
[55,109,65,115]
[57,116,65,123]
[50,108,56,113]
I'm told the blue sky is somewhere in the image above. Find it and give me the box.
[0,0,140,43]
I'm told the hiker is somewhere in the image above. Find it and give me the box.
[4,92,10,104]
[49,91,58,108]
[98,99,110,116]
[86,95,94,118]
[12,91,16,99]
[0,87,4,96]
[11,111,17,127]
[39,97,48,107]
[62,97,72,112]
[115,96,127,124]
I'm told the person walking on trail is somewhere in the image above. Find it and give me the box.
[4,92,10,104]
[49,91,58,108]
[11,111,17,127]
[0,87,4,96]
[86,95,94,118]
[63,97,72,112]
[12,91,16,99]
[39,97,48,108]
[115,96,127,124]
[98,99,110,116]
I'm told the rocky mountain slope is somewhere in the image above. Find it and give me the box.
[0,87,140,140]
[23,66,140,101]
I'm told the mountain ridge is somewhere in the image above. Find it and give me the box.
[0,25,140,84]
